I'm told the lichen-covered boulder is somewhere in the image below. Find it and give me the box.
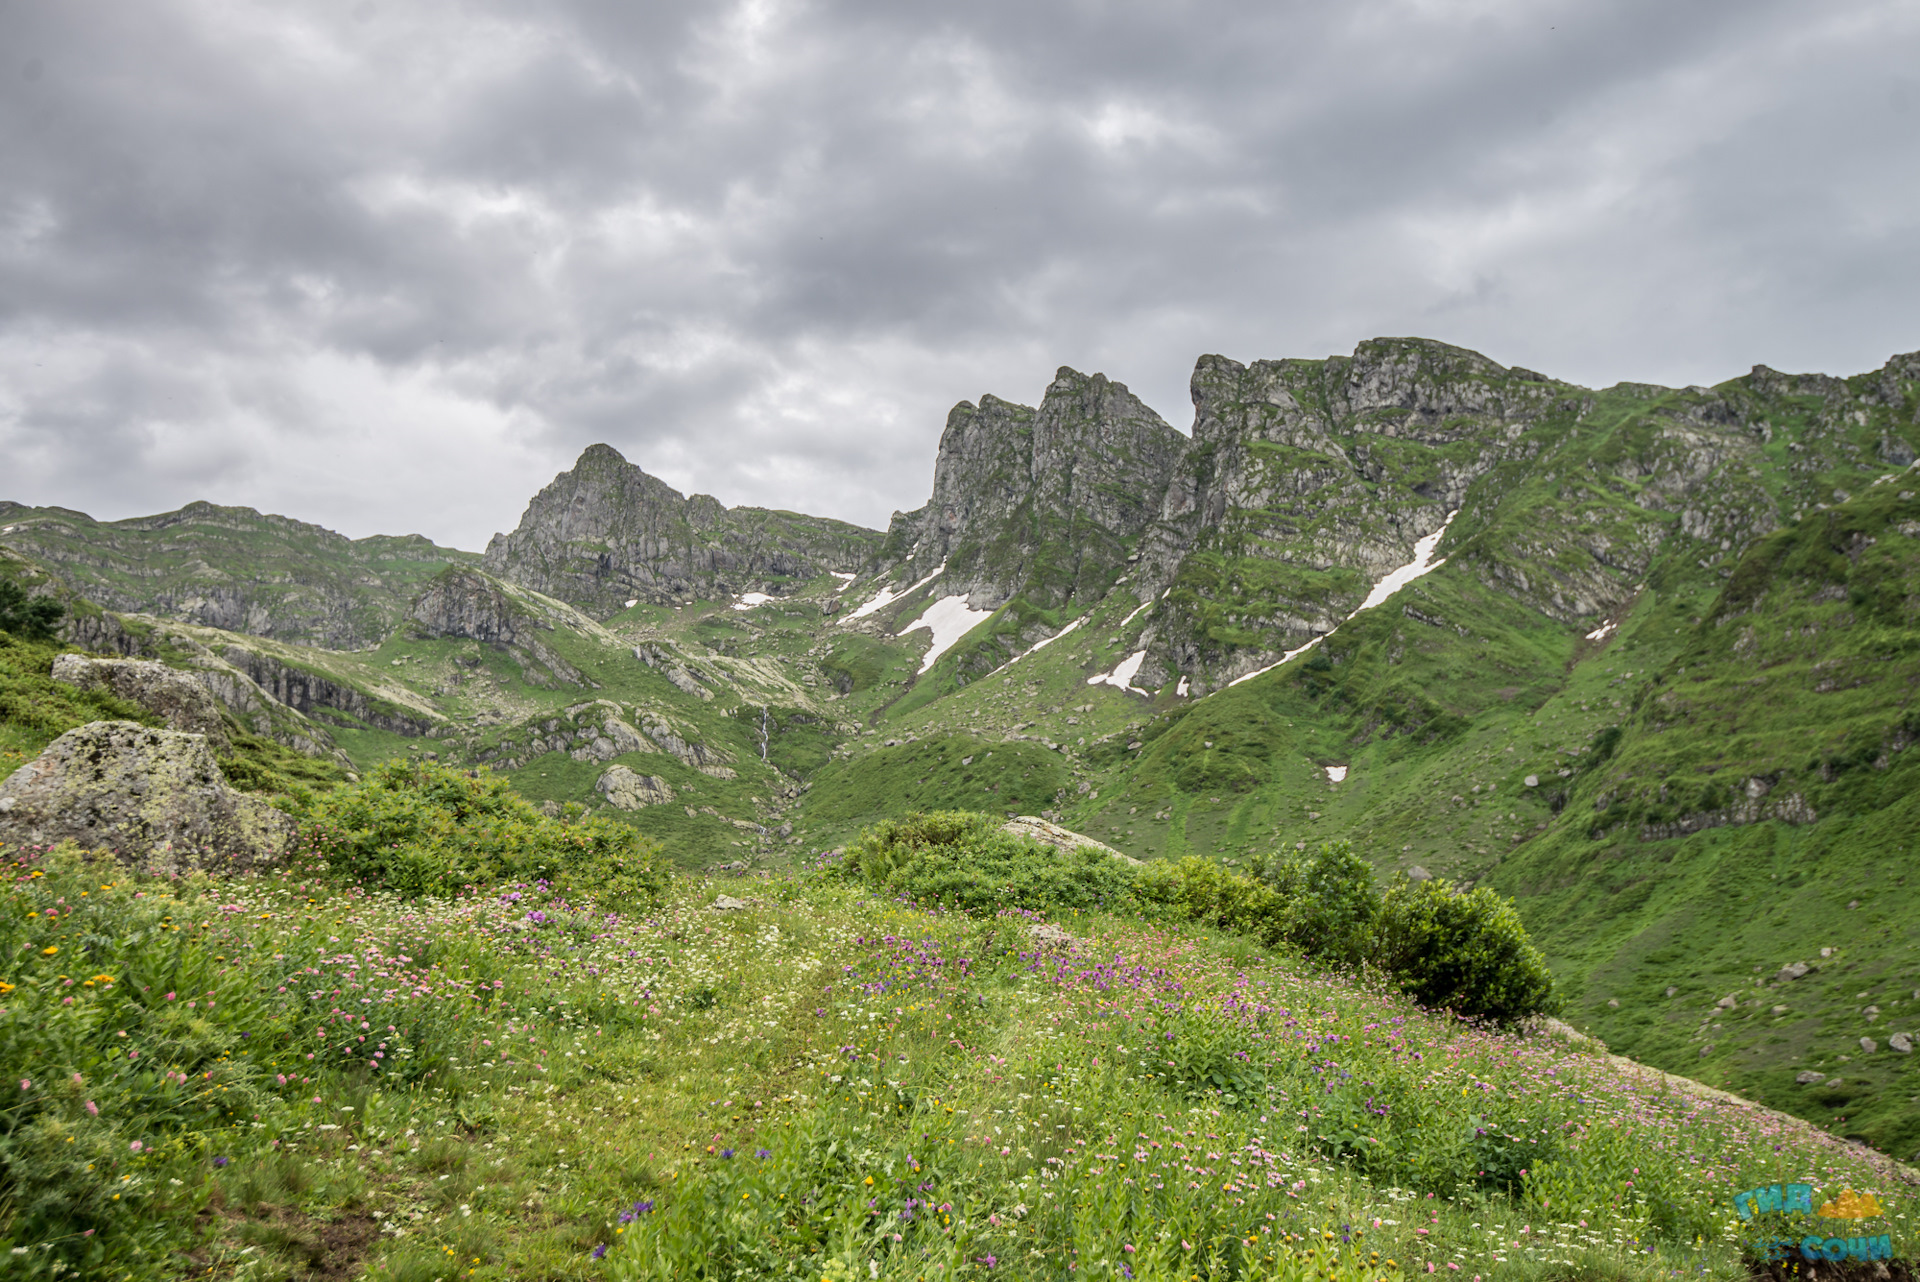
[595,765,675,810]
[0,720,292,873]
[50,654,231,754]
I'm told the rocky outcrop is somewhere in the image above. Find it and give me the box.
[636,713,735,778]
[41,607,346,760]
[406,568,587,688]
[0,721,294,873]
[881,368,1186,612]
[482,444,882,615]
[220,646,439,737]
[1123,337,1901,693]
[596,765,675,810]
[566,705,649,763]
[50,654,232,753]
[1137,340,1552,691]
[1003,815,1141,866]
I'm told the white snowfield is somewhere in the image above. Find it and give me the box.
[732,592,774,611]
[842,563,946,623]
[1087,649,1149,694]
[1325,765,1348,783]
[899,595,995,673]
[1227,511,1458,689]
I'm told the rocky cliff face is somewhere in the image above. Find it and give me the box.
[46,604,354,760]
[50,654,233,753]
[482,445,883,615]
[0,500,475,649]
[881,368,1186,612]
[406,567,589,689]
[1131,338,1919,694]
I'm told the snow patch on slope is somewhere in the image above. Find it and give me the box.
[843,563,946,623]
[1228,511,1458,689]
[1087,649,1149,694]
[899,595,995,673]
[1003,614,1089,670]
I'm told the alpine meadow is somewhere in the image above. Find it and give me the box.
[5,336,1920,1280]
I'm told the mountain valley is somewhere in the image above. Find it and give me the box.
[6,334,1920,1156]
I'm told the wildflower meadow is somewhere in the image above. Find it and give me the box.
[2,794,1915,1278]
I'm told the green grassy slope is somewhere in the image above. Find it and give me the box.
[1489,478,1920,1155]
[0,498,477,648]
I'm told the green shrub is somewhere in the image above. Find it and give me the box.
[834,811,1134,916]
[1256,840,1379,966]
[1141,842,1377,964]
[1372,876,1560,1024]
[291,759,669,909]
[1132,856,1291,948]
[0,579,62,642]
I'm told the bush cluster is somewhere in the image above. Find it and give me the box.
[834,812,1558,1023]
[831,811,1133,916]
[290,759,670,911]
[1373,876,1559,1026]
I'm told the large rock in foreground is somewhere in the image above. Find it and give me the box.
[50,653,232,753]
[0,721,293,873]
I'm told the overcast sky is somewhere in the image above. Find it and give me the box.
[3,0,1918,550]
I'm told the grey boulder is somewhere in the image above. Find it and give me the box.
[51,654,231,754]
[1002,815,1140,866]
[0,720,293,874]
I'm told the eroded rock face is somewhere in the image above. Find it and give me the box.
[407,568,586,688]
[50,654,231,753]
[483,444,880,615]
[595,765,675,810]
[0,721,294,873]
[882,368,1186,612]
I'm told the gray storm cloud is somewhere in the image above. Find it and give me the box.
[1,0,1917,547]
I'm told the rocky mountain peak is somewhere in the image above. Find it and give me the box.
[483,445,882,615]
[882,367,1185,611]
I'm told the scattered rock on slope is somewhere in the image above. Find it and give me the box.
[0,721,294,873]
[50,654,232,752]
